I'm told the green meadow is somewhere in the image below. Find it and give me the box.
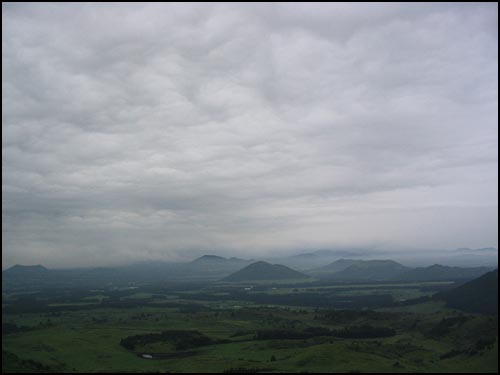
[2,280,498,373]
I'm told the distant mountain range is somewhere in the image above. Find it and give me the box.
[2,252,497,291]
[324,260,410,281]
[308,259,408,280]
[453,247,498,253]
[388,247,498,268]
[264,249,374,270]
[1,255,255,289]
[222,261,308,282]
[3,264,48,275]
[311,258,361,273]
[187,254,252,269]
[396,264,494,282]
[307,259,494,282]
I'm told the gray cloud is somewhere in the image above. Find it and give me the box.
[2,3,498,268]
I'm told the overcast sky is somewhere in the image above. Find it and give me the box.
[2,3,498,268]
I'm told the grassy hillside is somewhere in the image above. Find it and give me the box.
[438,269,498,314]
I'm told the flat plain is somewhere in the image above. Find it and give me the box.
[2,279,498,373]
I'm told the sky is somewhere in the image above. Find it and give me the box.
[2,3,498,268]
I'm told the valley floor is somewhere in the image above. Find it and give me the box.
[2,281,498,373]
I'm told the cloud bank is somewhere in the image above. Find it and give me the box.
[2,3,498,267]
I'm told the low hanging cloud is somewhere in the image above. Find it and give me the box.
[2,3,498,268]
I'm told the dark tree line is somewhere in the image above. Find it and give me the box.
[120,330,217,351]
[2,322,33,335]
[332,324,395,338]
[177,291,394,309]
[254,324,395,340]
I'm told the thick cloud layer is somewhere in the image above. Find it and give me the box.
[2,3,498,268]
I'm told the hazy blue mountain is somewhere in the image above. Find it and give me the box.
[308,259,362,276]
[312,249,373,257]
[2,256,256,289]
[324,260,410,281]
[265,249,372,270]
[222,261,308,282]
[4,256,495,290]
[190,255,228,263]
[271,254,335,270]
[118,255,254,282]
[437,269,498,314]
[396,264,494,282]
[390,247,498,268]
[186,255,253,272]
[111,255,254,282]
[3,264,48,275]
[2,264,56,290]
[453,247,498,253]
[309,259,495,282]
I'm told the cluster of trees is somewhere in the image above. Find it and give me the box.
[317,309,390,322]
[3,294,214,314]
[429,316,470,337]
[332,325,395,339]
[254,324,395,341]
[223,367,268,373]
[2,350,59,373]
[2,323,33,335]
[120,330,215,351]
[230,330,253,337]
[179,291,394,309]
[439,336,496,360]
[395,296,432,306]
[254,329,313,340]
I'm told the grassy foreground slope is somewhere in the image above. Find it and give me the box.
[3,276,498,373]
[438,269,498,314]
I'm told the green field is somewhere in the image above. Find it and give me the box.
[2,281,498,373]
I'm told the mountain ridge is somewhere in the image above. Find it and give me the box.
[437,269,498,314]
[222,261,309,282]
